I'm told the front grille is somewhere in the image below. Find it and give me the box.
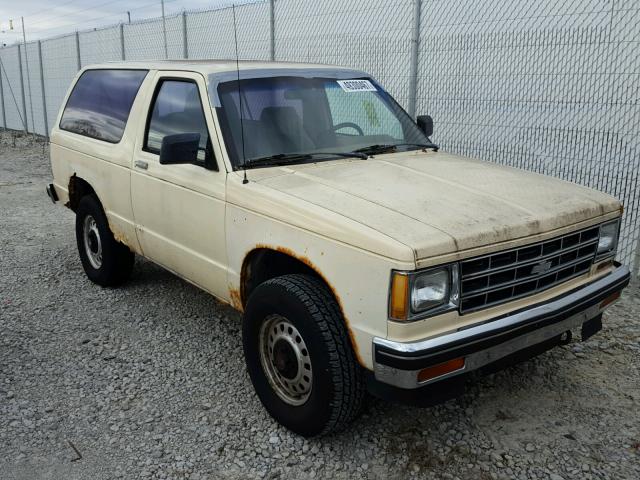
[459,225,599,313]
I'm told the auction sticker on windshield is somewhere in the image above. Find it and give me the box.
[337,79,377,92]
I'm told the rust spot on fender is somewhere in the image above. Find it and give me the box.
[65,174,77,209]
[250,244,366,368]
[229,287,244,312]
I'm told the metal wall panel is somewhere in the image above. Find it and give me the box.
[275,0,414,108]
[416,0,640,274]
[0,46,26,131]
[124,16,184,61]
[187,2,270,60]
[79,26,122,66]
[41,34,79,133]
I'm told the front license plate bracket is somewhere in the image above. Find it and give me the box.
[581,314,603,342]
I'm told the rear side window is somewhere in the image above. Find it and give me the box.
[60,69,147,143]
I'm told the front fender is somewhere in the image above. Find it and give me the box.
[225,201,414,370]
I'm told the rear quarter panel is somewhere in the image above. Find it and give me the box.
[49,70,156,253]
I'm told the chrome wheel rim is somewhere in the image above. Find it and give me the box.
[259,314,313,406]
[83,215,102,269]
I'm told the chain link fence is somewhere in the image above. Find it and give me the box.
[0,0,638,276]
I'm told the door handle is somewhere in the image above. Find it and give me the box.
[135,160,148,170]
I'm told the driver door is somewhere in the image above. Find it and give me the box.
[131,71,228,299]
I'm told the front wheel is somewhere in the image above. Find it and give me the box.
[242,274,365,437]
[75,195,134,287]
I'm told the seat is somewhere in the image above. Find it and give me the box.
[259,106,314,154]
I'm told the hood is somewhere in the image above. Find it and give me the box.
[248,150,620,261]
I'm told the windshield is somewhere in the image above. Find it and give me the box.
[215,76,430,168]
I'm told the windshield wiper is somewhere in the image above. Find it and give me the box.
[354,142,438,156]
[242,151,367,169]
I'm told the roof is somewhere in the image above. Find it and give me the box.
[82,59,358,76]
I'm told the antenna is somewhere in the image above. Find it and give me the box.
[232,4,248,185]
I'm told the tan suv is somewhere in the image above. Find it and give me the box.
[47,61,630,436]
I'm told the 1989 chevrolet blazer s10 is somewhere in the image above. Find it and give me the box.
[47,61,630,436]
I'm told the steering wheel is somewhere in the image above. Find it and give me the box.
[330,122,364,136]
[315,122,364,145]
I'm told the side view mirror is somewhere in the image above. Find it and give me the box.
[159,133,200,165]
[416,115,434,138]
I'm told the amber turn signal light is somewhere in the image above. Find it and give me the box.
[417,357,465,383]
[600,291,621,309]
[389,273,409,320]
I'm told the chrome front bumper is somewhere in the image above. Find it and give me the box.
[373,265,630,389]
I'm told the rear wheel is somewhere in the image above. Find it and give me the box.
[75,195,134,287]
[242,274,364,437]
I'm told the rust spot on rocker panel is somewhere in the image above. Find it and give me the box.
[107,221,138,255]
[109,222,128,245]
[229,288,243,312]
[247,244,365,367]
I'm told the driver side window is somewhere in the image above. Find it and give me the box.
[145,79,213,165]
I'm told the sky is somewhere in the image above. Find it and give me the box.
[0,0,250,45]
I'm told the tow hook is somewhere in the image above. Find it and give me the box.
[559,330,572,346]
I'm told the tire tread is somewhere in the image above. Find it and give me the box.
[263,274,365,435]
[75,194,134,287]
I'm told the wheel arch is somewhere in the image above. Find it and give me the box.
[235,246,365,367]
[238,247,321,308]
[67,173,135,250]
[67,173,99,212]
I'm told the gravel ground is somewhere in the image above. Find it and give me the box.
[1,130,639,480]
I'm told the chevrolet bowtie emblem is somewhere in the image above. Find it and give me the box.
[531,260,553,275]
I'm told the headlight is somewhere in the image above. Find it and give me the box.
[389,264,459,321]
[412,268,450,311]
[597,220,620,257]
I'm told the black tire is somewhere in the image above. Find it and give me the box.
[242,274,365,437]
[75,194,134,287]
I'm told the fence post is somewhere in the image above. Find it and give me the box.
[635,234,640,280]
[161,0,168,59]
[407,0,422,119]
[120,23,126,60]
[17,45,28,133]
[75,31,81,70]
[269,0,275,61]
[37,41,49,139]
[182,11,189,59]
[0,62,6,130]
[21,18,35,135]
